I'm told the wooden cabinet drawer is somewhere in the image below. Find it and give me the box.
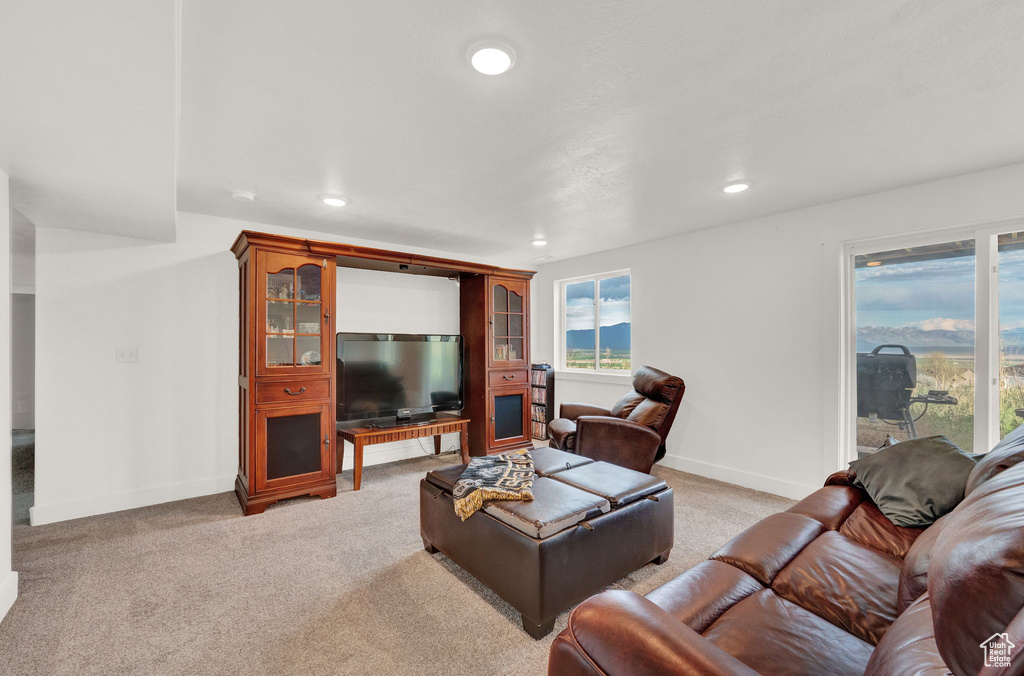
[488,369,529,388]
[255,378,330,405]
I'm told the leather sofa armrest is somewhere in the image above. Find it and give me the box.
[825,469,856,487]
[559,402,613,421]
[551,590,761,676]
[575,416,662,473]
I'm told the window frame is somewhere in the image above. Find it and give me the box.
[554,268,632,377]
[839,219,1024,465]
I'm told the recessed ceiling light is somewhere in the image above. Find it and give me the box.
[723,183,750,194]
[320,195,347,207]
[532,239,547,247]
[866,261,882,267]
[231,190,255,202]
[470,44,515,75]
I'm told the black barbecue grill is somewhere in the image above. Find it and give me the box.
[857,344,958,438]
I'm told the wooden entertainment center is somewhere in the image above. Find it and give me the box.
[232,231,535,515]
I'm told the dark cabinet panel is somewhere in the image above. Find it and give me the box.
[266,412,322,481]
[494,393,524,441]
[487,387,531,449]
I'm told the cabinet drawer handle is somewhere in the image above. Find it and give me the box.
[284,387,306,396]
[502,374,515,380]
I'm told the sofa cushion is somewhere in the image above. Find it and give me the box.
[549,461,666,507]
[848,435,976,527]
[838,502,924,560]
[530,446,593,477]
[929,461,1024,675]
[710,513,826,586]
[482,477,610,539]
[965,420,1024,495]
[609,389,645,419]
[547,418,577,450]
[645,560,764,633]
[625,398,669,430]
[703,589,875,676]
[772,531,901,645]
[786,485,866,530]
[896,514,948,614]
[863,593,948,676]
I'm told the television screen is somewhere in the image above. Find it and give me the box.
[337,333,462,422]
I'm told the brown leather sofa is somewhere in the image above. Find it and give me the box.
[547,365,684,474]
[548,424,1024,676]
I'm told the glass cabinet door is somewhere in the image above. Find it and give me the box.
[490,279,528,366]
[257,252,331,375]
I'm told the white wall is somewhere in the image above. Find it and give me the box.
[32,212,508,525]
[532,162,1024,499]
[0,170,18,623]
[11,294,33,428]
[335,267,462,469]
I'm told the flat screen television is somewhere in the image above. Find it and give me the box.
[336,333,463,424]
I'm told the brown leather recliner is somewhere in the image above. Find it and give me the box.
[548,423,1024,676]
[547,365,684,474]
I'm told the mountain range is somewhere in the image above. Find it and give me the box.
[566,322,631,351]
[858,325,1024,350]
[567,323,1024,354]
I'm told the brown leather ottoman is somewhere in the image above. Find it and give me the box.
[419,447,674,638]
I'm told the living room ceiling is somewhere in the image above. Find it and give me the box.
[3,2,1024,261]
[0,0,179,241]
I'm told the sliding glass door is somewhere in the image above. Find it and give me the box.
[854,240,976,452]
[999,232,1024,438]
[847,227,1024,460]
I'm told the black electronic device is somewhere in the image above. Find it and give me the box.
[856,344,917,419]
[336,333,463,424]
[856,343,958,438]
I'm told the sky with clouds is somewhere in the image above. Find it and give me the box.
[856,246,1024,331]
[566,275,631,330]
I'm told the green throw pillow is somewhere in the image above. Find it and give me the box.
[849,435,977,528]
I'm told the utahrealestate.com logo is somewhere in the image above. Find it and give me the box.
[981,633,1016,668]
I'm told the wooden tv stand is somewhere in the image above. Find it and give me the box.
[337,416,470,491]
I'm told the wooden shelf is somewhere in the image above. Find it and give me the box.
[530,365,555,440]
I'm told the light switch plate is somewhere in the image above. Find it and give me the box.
[115,346,138,363]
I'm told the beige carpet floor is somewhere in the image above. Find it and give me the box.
[1,453,794,676]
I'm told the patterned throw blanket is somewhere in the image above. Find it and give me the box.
[452,450,535,521]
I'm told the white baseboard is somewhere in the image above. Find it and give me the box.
[29,474,237,526]
[659,454,817,501]
[0,571,18,624]
[28,436,465,526]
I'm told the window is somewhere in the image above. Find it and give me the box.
[999,232,1024,438]
[846,227,1024,461]
[854,240,976,451]
[560,271,631,372]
